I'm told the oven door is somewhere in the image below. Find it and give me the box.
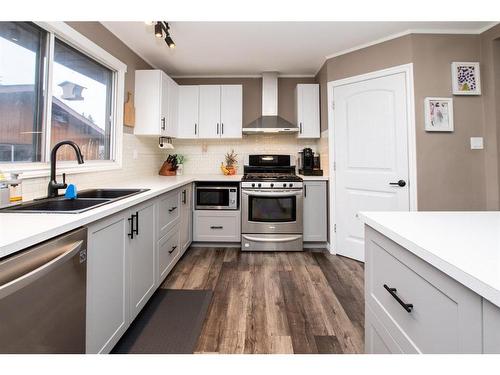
[242,189,303,234]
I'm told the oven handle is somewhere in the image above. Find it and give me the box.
[242,190,302,198]
[242,235,303,243]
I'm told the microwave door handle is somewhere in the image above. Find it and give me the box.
[0,240,84,299]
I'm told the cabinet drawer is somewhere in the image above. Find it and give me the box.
[157,190,181,239]
[158,224,180,284]
[365,226,482,353]
[193,210,241,242]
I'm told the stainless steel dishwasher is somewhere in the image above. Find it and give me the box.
[0,227,87,353]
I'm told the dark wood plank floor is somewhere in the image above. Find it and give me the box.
[160,248,364,354]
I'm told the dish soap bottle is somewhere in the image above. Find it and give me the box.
[8,173,23,203]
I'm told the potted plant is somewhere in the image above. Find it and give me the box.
[176,154,185,175]
[221,149,238,175]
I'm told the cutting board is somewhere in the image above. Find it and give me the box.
[124,91,135,127]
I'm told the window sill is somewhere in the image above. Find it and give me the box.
[0,161,122,180]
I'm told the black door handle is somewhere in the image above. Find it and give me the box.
[389,180,406,187]
[182,190,186,204]
[169,206,177,213]
[134,211,139,236]
[169,245,177,254]
[210,226,223,229]
[128,215,134,239]
[383,284,413,312]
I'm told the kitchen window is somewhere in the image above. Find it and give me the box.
[0,21,126,175]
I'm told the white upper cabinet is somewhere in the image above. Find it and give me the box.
[198,85,222,139]
[296,83,320,138]
[220,85,243,138]
[177,86,200,139]
[178,84,242,139]
[135,70,178,137]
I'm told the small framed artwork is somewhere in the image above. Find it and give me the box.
[451,62,481,95]
[424,97,454,132]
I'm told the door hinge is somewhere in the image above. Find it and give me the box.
[333,162,336,171]
[332,101,335,110]
[334,224,336,233]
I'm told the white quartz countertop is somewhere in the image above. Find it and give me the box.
[298,174,329,181]
[360,211,500,308]
[0,174,242,259]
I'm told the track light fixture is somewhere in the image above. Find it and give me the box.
[152,22,176,49]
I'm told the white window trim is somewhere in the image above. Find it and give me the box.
[0,21,127,179]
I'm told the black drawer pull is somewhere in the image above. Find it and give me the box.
[168,206,177,213]
[210,226,223,229]
[389,180,406,187]
[169,246,177,254]
[128,216,134,239]
[383,284,413,313]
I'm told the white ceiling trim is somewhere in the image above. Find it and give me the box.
[315,22,499,76]
[170,74,316,78]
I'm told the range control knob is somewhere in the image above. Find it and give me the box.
[258,183,262,188]
[283,183,287,187]
[289,183,293,188]
[251,183,255,187]
[270,183,274,188]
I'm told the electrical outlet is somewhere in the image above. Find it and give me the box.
[470,137,484,150]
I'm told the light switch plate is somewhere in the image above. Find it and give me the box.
[470,137,484,150]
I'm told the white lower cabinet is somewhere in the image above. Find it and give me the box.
[180,184,193,256]
[303,181,327,242]
[128,200,156,322]
[193,210,241,242]
[86,183,193,353]
[86,212,129,354]
[365,225,499,354]
[158,224,181,283]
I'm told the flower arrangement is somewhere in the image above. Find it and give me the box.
[221,149,238,175]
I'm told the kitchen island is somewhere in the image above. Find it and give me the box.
[360,211,500,354]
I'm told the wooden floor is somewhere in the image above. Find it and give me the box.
[161,248,364,354]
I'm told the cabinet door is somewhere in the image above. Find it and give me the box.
[198,85,221,138]
[303,181,327,241]
[297,84,320,139]
[158,224,181,284]
[86,212,129,354]
[193,210,241,242]
[128,200,156,322]
[160,72,170,136]
[180,184,193,255]
[157,189,181,240]
[178,86,199,138]
[167,77,179,137]
[220,85,243,138]
[134,70,162,136]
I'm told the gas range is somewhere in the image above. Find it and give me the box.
[241,154,304,252]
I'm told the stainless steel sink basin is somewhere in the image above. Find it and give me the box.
[0,188,149,214]
[76,188,148,199]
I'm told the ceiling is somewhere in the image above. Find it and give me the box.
[101,21,494,77]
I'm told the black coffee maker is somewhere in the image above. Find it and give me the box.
[299,148,323,176]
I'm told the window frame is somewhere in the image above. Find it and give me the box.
[0,21,127,178]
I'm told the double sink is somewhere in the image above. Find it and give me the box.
[0,188,149,214]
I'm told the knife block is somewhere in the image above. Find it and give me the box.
[159,161,177,176]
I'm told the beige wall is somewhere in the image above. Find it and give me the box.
[315,32,494,211]
[173,77,315,126]
[66,22,152,132]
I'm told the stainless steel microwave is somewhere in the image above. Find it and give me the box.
[195,184,239,210]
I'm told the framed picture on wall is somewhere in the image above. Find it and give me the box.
[424,97,454,132]
[451,62,481,95]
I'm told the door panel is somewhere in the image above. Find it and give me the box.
[334,72,410,261]
[129,201,156,322]
[178,86,199,138]
[160,72,169,136]
[220,85,242,138]
[198,85,221,138]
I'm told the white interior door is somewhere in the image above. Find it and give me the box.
[333,72,410,261]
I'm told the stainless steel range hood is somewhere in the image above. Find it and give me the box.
[243,72,298,134]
